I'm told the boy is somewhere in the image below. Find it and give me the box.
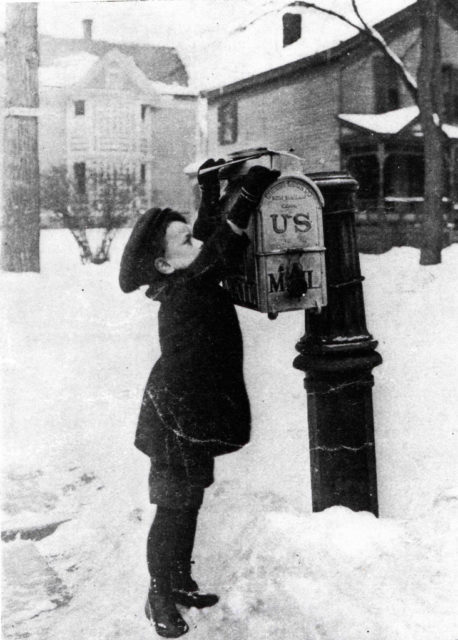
[119,160,279,637]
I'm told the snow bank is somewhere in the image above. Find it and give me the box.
[363,245,458,518]
[193,501,458,640]
[1,230,457,639]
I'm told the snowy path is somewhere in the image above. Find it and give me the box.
[1,231,457,639]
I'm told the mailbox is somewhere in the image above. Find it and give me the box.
[222,166,327,318]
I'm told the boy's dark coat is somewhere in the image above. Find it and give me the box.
[134,206,251,480]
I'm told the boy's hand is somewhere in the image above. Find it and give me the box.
[241,166,281,205]
[228,166,281,230]
[197,158,225,192]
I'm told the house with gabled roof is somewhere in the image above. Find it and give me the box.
[1,20,197,215]
[199,0,458,249]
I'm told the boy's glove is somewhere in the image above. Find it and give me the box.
[228,166,281,229]
[241,166,281,203]
[198,158,225,194]
[194,158,225,240]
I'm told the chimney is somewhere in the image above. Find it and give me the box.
[83,19,93,40]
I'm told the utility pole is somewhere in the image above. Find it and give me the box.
[2,3,41,272]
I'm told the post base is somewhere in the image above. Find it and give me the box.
[294,349,381,516]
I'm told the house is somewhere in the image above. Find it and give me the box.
[196,0,458,250]
[1,20,197,217]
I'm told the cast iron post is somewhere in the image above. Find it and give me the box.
[293,172,382,516]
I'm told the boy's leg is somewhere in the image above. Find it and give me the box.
[170,506,219,609]
[147,506,179,576]
[170,507,199,590]
[146,506,189,637]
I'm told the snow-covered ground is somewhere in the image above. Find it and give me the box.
[1,229,457,640]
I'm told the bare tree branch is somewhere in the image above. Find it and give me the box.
[289,1,363,32]
[350,0,418,99]
[234,0,362,34]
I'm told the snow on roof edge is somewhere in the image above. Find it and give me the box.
[338,106,420,135]
[443,123,458,140]
[339,106,458,139]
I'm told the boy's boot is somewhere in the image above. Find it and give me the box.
[171,560,219,609]
[145,574,189,638]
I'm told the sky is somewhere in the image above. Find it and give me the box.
[0,0,256,45]
[0,0,416,88]
[0,0,415,47]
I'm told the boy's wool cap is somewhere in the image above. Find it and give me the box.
[119,207,186,293]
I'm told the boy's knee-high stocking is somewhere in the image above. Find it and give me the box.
[147,506,179,577]
[170,507,219,609]
[173,507,199,581]
[147,506,199,577]
[146,506,219,611]
[146,507,189,637]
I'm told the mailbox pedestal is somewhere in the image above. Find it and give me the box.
[293,172,382,516]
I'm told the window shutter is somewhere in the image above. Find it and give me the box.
[74,100,85,116]
[373,57,399,113]
[74,162,86,193]
[218,100,238,145]
[442,65,458,123]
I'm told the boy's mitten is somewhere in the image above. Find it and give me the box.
[228,166,281,229]
[197,158,225,206]
[194,158,226,241]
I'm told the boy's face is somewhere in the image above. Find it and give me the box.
[155,221,203,274]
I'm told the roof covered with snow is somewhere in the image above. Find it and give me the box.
[442,123,458,140]
[338,106,420,135]
[193,0,419,92]
[338,105,458,139]
[39,49,196,97]
[38,33,189,87]
[39,52,99,88]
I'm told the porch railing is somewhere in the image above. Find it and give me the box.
[354,197,455,252]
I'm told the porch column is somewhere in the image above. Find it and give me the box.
[376,142,386,211]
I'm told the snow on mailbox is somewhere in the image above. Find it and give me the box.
[224,171,327,319]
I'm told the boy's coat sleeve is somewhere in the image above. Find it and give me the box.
[188,222,249,283]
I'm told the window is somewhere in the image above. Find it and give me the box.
[373,57,400,113]
[140,163,146,183]
[74,100,85,116]
[106,62,122,89]
[442,65,458,123]
[74,162,86,194]
[384,155,424,197]
[141,105,147,121]
[218,100,238,145]
[283,13,301,47]
[347,155,379,201]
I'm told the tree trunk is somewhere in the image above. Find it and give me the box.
[417,0,444,266]
[69,228,93,264]
[1,3,40,272]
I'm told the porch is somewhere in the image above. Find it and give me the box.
[338,106,458,252]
